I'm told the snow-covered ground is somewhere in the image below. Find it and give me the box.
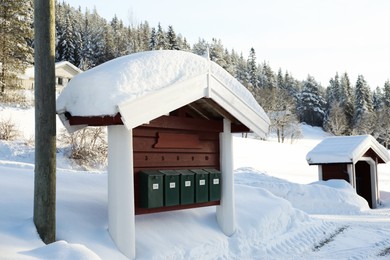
[1,106,390,259]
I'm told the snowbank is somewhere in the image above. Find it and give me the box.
[0,165,337,259]
[235,167,370,214]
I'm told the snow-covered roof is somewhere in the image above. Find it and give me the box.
[20,61,82,79]
[56,50,270,136]
[306,135,390,165]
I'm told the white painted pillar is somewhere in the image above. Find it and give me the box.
[347,164,355,188]
[216,118,236,236]
[318,165,323,180]
[107,125,135,259]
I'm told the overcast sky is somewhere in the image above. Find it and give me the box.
[64,0,390,89]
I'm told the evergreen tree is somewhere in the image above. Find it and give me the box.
[354,75,373,121]
[247,48,258,88]
[276,69,285,89]
[234,53,248,87]
[209,38,226,68]
[383,80,390,108]
[372,86,384,112]
[353,75,374,134]
[326,73,341,105]
[297,75,326,126]
[60,12,76,63]
[0,0,33,92]
[110,15,128,57]
[259,62,276,89]
[192,38,208,56]
[166,25,179,50]
[339,72,354,133]
[156,23,166,50]
[177,35,191,51]
[149,27,157,50]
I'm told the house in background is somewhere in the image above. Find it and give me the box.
[306,135,390,208]
[18,61,82,92]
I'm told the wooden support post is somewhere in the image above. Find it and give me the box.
[107,125,136,259]
[33,0,56,244]
[216,118,236,236]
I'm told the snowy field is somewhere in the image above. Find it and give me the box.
[1,106,390,259]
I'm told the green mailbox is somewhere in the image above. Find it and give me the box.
[138,170,164,208]
[177,169,195,205]
[204,169,221,201]
[160,170,180,206]
[191,169,209,203]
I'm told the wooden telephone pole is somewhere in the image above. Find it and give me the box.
[33,0,56,244]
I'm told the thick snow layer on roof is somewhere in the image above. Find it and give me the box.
[56,50,266,121]
[306,135,390,165]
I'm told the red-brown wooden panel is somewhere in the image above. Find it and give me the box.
[153,132,202,149]
[133,152,219,168]
[322,164,349,182]
[133,136,219,153]
[135,201,220,215]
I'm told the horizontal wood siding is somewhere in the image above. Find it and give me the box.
[134,115,222,215]
[322,164,349,182]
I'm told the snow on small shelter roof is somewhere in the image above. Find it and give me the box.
[306,135,390,165]
[56,50,270,136]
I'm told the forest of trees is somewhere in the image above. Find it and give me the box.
[1,0,390,147]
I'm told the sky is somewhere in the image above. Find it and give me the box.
[64,0,390,89]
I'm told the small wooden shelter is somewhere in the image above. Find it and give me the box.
[306,135,390,208]
[56,50,270,259]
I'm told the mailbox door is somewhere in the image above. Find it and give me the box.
[139,170,164,208]
[204,169,221,201]
[191,169,209,203]
[177,170,195,205]
[160,170,180,206]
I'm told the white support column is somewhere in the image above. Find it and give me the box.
[347,164,354,188]
[318,165,323,180]
[107,125,135,259]
[216,118,236,236]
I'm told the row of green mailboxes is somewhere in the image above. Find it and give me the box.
[138,169,222,208]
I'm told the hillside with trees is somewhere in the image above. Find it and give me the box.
[1,0,390,147]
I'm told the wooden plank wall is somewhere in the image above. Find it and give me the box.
[133,115,222,214]
[322,164,349,182]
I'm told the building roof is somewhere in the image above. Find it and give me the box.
[20,61,82,79]
[56,50,270,137]
[306,135,390,165]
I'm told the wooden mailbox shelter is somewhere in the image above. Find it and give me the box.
[56,50,270,259]
[306,135,390,209]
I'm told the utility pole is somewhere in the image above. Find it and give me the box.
[33,0,56,244]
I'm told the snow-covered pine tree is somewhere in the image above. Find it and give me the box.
[339,72,354,133]
[209,38,226,68]
[259,62,276,90]
[137,22,151,52]
[353,75,374,134]
[0,0,33,93]
[383,80,390,108]
[110,15,128,57]
[149,27,157,50]
[156,23,166,50]
[192,38,208,56]
[166,25,179,50]
[247,47,259,88]
[297,75,326,126]
[372,86,384,112]
[235,53,249,87]
[60,11,76,63]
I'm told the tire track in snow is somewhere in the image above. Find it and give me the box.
[304,212,390,259]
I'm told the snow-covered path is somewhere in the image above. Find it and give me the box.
[306,207,390,259]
